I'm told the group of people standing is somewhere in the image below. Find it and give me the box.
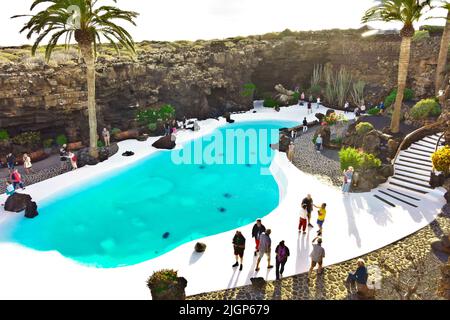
[297,92,322,115]
[231,194,328,280]
[59,144,78,171]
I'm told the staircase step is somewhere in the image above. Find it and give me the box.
[391,176,431,188]
[423,136,439,143]
[378,190,418,208]
[395,159,432,171]
[416,139,437,147]
[386,188,422,201]
[374,195,396,207]
[389,181,430,195]
[394,167,431,178]
[410,144,436,153]
[394,163,430,175]
[398,155,432,165]
[402,150,432,159]
[395,172,430,182]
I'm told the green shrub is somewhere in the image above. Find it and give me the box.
[263,98,279,108]
[410,98,441,120]
[412,30,430,42]
[384,88,414,107]
[339,147,382,171]
[56,134,68,146]
[137,104,176,126]
[148,122,157,132]
[292,92,300,102]
[331,137,343,146]
[242,83,257,97]
[97,140,105,148]
[0,129,9,141]
[339,147,363,171]
[432,146,450,175]
[359,153,382,171]
[12,132,41,148]
[158,104,176,122]
[111,128,121,136]
[43,138,54,148]
[147,269,179,294]
[367,108,381,115]
[356,122,374,135]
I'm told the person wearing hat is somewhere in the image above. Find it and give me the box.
[346,258,368,292]
[309,236,325,274]
[275,241,290,280]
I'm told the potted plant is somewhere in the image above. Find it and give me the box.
[147,269,187,300]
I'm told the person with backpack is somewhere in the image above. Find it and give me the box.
[252,219,266,256]
[275,241,290,280]
[303,118,308,133]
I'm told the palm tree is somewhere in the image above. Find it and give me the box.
[434,1,450,96]
[362,0,432,133]
[13,0,138,158]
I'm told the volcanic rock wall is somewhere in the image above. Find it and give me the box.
[0,28,440,143]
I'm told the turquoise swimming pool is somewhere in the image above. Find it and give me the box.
[1,120,297,268]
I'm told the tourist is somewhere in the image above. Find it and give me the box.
[255,229,273,272]
[252,219,266,256]
[102,128,111,147]
[164,122,170,136]
[301,194,314,228]
[307,102,312,114]
[193,121,200,132]
[303,118,308,133]
[290,129,297,141]
[301,92,305,102]
[309,236,325,274]
[316,134,323,152]
[232,231,246,272]
[360,103,366,114]
[182,116,187,129]
[342,166,354,195]
[379,101,385,114]
[299,204,308,234]
[69,152,78,170]
[10,169,25,190]
[288,141,295,162]
[23,153,33,174]
[5,180,15,197]
[314,203,327,235]
[346,259,368,292]
[60,144,68,170]
[275,241,290,280]
[344,101,350,113]
[354,107,360,118]
[6,153,15,173]
[317,97,321,108]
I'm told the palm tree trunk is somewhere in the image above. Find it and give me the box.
[80,43,99,158]
[435,10,450,96]
[391,36,412,134]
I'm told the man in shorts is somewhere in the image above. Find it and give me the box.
[255,229,273,272]
[309,236,325,274]
[232,231,246,271]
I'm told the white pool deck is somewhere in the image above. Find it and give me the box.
[0,104,446,300]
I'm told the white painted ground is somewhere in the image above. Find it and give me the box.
[0,103,446,300]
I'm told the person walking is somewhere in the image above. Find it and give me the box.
[299,204,308,234]
[346,259,368,292]
[314,203,327,236]
[317,97,321,109]
[303,118,308,133]
[6,153,15,173]
[252,219,266,256]
[60,144,68,171]
[309,236,325,274]
[69,152,78,170]
[232,231,246,272]
[10,169,25,190]
[344,101,350,113]
[23,153,33,174]
[302,194,314,229]
[301,92,305,102]
[102,128,111,147]
[342,167,354,195]
[255,229,273,272]
[287,141,295,162]
[275,241,290,280]
[315,134,323,152]
[379,101,385,114]
[307,102,312,114]
[164,122,170,136]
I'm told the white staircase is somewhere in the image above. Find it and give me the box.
[373,133,445,208]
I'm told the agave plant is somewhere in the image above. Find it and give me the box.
[13,0,139,157]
